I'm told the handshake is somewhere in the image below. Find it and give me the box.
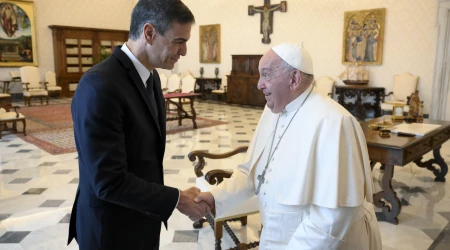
[176,187,214,221]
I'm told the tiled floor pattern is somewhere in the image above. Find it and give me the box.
[1,100,450,249]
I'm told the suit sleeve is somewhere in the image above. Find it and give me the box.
[72,72,178,221]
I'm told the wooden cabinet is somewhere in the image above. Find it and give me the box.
[49,25,128,97]
[227,55,265,107]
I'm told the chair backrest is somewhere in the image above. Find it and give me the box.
[315,76,335,97]
[9,71,20,80]
[45,71,57,87]
[180,70,192,79]
[181,74,196,93]
[20,66,41,89]
[158,73,168,89]
[392,72,419,102]
[167,74,181,92]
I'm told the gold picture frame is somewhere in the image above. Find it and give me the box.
[0,0,37,67]
[392,104,405,120]
[341,8,385,65]
[199,24,220,64]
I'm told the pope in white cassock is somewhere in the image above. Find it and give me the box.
[195,43,382,249]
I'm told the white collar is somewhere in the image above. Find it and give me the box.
[121,42,152,85]
[282,83,314,114]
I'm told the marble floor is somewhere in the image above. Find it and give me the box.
[1,99,450,250]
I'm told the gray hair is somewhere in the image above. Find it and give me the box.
[129,0,195,40]
[276,59,314,84]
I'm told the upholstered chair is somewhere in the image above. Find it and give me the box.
[165,74,182,113]
[381,72,419,113]
[181,74,196,93]
[315,76,335,97]
[211,72,229,102]
[44,71,62,98]
[0,103,26,139]
[19,66,49,106]
[158,73,168,93]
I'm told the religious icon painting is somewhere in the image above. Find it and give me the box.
[0,0,38,67]
[199,24,220,64]
[342,8,385,65]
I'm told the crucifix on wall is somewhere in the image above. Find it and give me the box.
[248,0,287,44]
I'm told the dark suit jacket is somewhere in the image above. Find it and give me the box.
[68,46,179,250]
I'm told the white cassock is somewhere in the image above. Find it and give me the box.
[210,84,382,250]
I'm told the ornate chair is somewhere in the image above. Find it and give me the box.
[44,71,62,98]
[19,66,49,106]
[0,82,11,105]
[166,74,181,113]
[315,76,335,97]
[0,103,26,139]
[381,72,419,113]
[211,72,229,102]
[179,74,197,109]
[189,146,260,250]
[158,72,168,93]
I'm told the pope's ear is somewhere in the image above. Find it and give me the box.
[290,70,302,90]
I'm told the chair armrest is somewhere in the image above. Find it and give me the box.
[204,169,233,185]
[188,146,249,177]
[41,81,49,90]
[381,92,393,102]
[12,106,21,118]
[22,82,30,91]
[0,104,21,117]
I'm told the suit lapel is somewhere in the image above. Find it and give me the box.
[112,47,162,136]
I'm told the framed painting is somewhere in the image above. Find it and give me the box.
[199,24,220,63]
[0,0,37,67]
[342,8,385,65]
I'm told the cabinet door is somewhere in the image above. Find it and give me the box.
[96,31,128,63]
[247,78,266,107]
[228,77,248,105]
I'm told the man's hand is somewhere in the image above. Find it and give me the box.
[194,192,215,214]
[176,187,211,221]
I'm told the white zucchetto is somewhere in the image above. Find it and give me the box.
[272,43,313,74]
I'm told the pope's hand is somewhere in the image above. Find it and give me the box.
[194,192,215,213]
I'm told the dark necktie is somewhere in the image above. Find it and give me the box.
[146,74,158,118]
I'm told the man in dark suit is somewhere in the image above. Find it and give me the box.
[68,1,209,249]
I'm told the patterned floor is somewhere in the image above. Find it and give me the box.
[1,98,450,250]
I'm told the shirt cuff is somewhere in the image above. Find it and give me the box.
[174,189,180,209]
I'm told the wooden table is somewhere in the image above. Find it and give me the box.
[164,93,201,129]
[361,116,450,224]
[335,85,385,120]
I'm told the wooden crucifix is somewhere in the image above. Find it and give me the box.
[248,0,287,44]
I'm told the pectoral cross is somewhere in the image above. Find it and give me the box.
[255,169,266,195]
[248,0,287,44]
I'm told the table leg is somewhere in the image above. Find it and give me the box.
[189,97,197,129]
[413,146,447,182]
[373,164,401,224]
[177,98,182,126]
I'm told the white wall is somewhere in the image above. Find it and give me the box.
[180,0,438,114]
[0,0,439,114]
